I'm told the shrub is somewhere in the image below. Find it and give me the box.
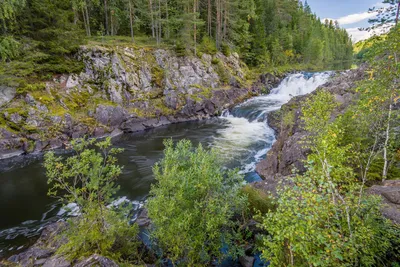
[199,36,218,55]
[221,43,231,57]
[241,185,276,215]
[44,137,139,262]
[0,36,21,62]
[147,139,247,265]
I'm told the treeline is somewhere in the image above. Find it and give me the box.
[1,0,352,71]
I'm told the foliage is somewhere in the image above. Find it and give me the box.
[241,185,276,215]
[260,91,399,266]
[0,0,353,83]
[147,139,247,266]
[344,25,400,182]
[44,137,139,262]
[199,36,218,55]
[0,36,20,61]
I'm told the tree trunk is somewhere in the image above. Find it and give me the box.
[158,0,162,44]
[223,0,228,41]
[104,0,109,35]
[396,2,400,25]
[149,0,155,38]
[82,6,88,36]
[110,9,114,36]
[129,0,134,42]
[216,0,221,48]
[85,4,91,37]
[207,0,211,36]
[194,0,197,54]
[165,0,169,39]
[382,99,392,181]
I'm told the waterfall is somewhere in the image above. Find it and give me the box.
[216,72,332,179]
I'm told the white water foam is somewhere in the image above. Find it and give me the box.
[216,72,332,174]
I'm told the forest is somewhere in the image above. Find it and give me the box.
[0,0,353,79]
[1,0,399,266]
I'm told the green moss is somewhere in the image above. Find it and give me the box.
[241,185,277,215]
[151,65,165,87]
[16,82,46,95]
[214,61,230,85]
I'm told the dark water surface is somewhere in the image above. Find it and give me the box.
[0,72,332,258]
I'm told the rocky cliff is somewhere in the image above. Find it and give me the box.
[0,46,279,159]
[254,67,367,194]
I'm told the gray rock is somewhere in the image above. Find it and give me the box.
[42,256,71,267]
[0,86,16,107]
[239,255,255,267]
[95,105,127,127]
[66,74,80,88]
[25,94,36,105]
[75,254,118,267]
[368,181,400,224]
[256,67,367,181]
[10,113,22,124]
[136,209,151,227]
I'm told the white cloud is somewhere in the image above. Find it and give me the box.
[324,12,375,26]
[346,23,394,43]
[346,28,372,43]
[323,2,392,26]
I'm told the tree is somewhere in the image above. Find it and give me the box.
[0,0,25,33]
[44,137,139,261]
[261,91,400,266]
[147,139,247,265]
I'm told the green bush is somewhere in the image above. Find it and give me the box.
[147,139,247,265]
[0,36,21,62]
[44,138,139,262]
[199,36,218,56]
[221,43,231,57]
[241,185,276,215]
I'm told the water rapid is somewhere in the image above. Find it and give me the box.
[0,72,332,257]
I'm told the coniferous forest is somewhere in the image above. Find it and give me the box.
[1,0,353,76]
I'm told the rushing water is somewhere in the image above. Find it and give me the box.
[0,72,332,258]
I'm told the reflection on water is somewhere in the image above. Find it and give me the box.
[0,72,332,258]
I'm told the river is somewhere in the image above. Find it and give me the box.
[0,72,332,258]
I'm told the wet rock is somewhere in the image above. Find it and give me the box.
[137,209,151,227]
[0,86,16,107]
[256,67,367,180]
[95,105,127,127]
[239,255,254,267]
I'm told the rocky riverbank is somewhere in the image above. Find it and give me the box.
[0,46,281,160]
[254,66,400,224]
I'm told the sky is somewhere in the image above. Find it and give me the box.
[304,0,392,43]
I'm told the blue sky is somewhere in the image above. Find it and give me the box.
[304,0,390,42]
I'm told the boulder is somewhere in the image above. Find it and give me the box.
[368,181,400,224]
[0,86,16,107]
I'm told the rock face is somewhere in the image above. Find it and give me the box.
[0,86,16,107]
[0,46,279,158]
[368,180,400,224]
[256,67,367,180]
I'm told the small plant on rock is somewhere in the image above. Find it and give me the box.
[44,137,139,262]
